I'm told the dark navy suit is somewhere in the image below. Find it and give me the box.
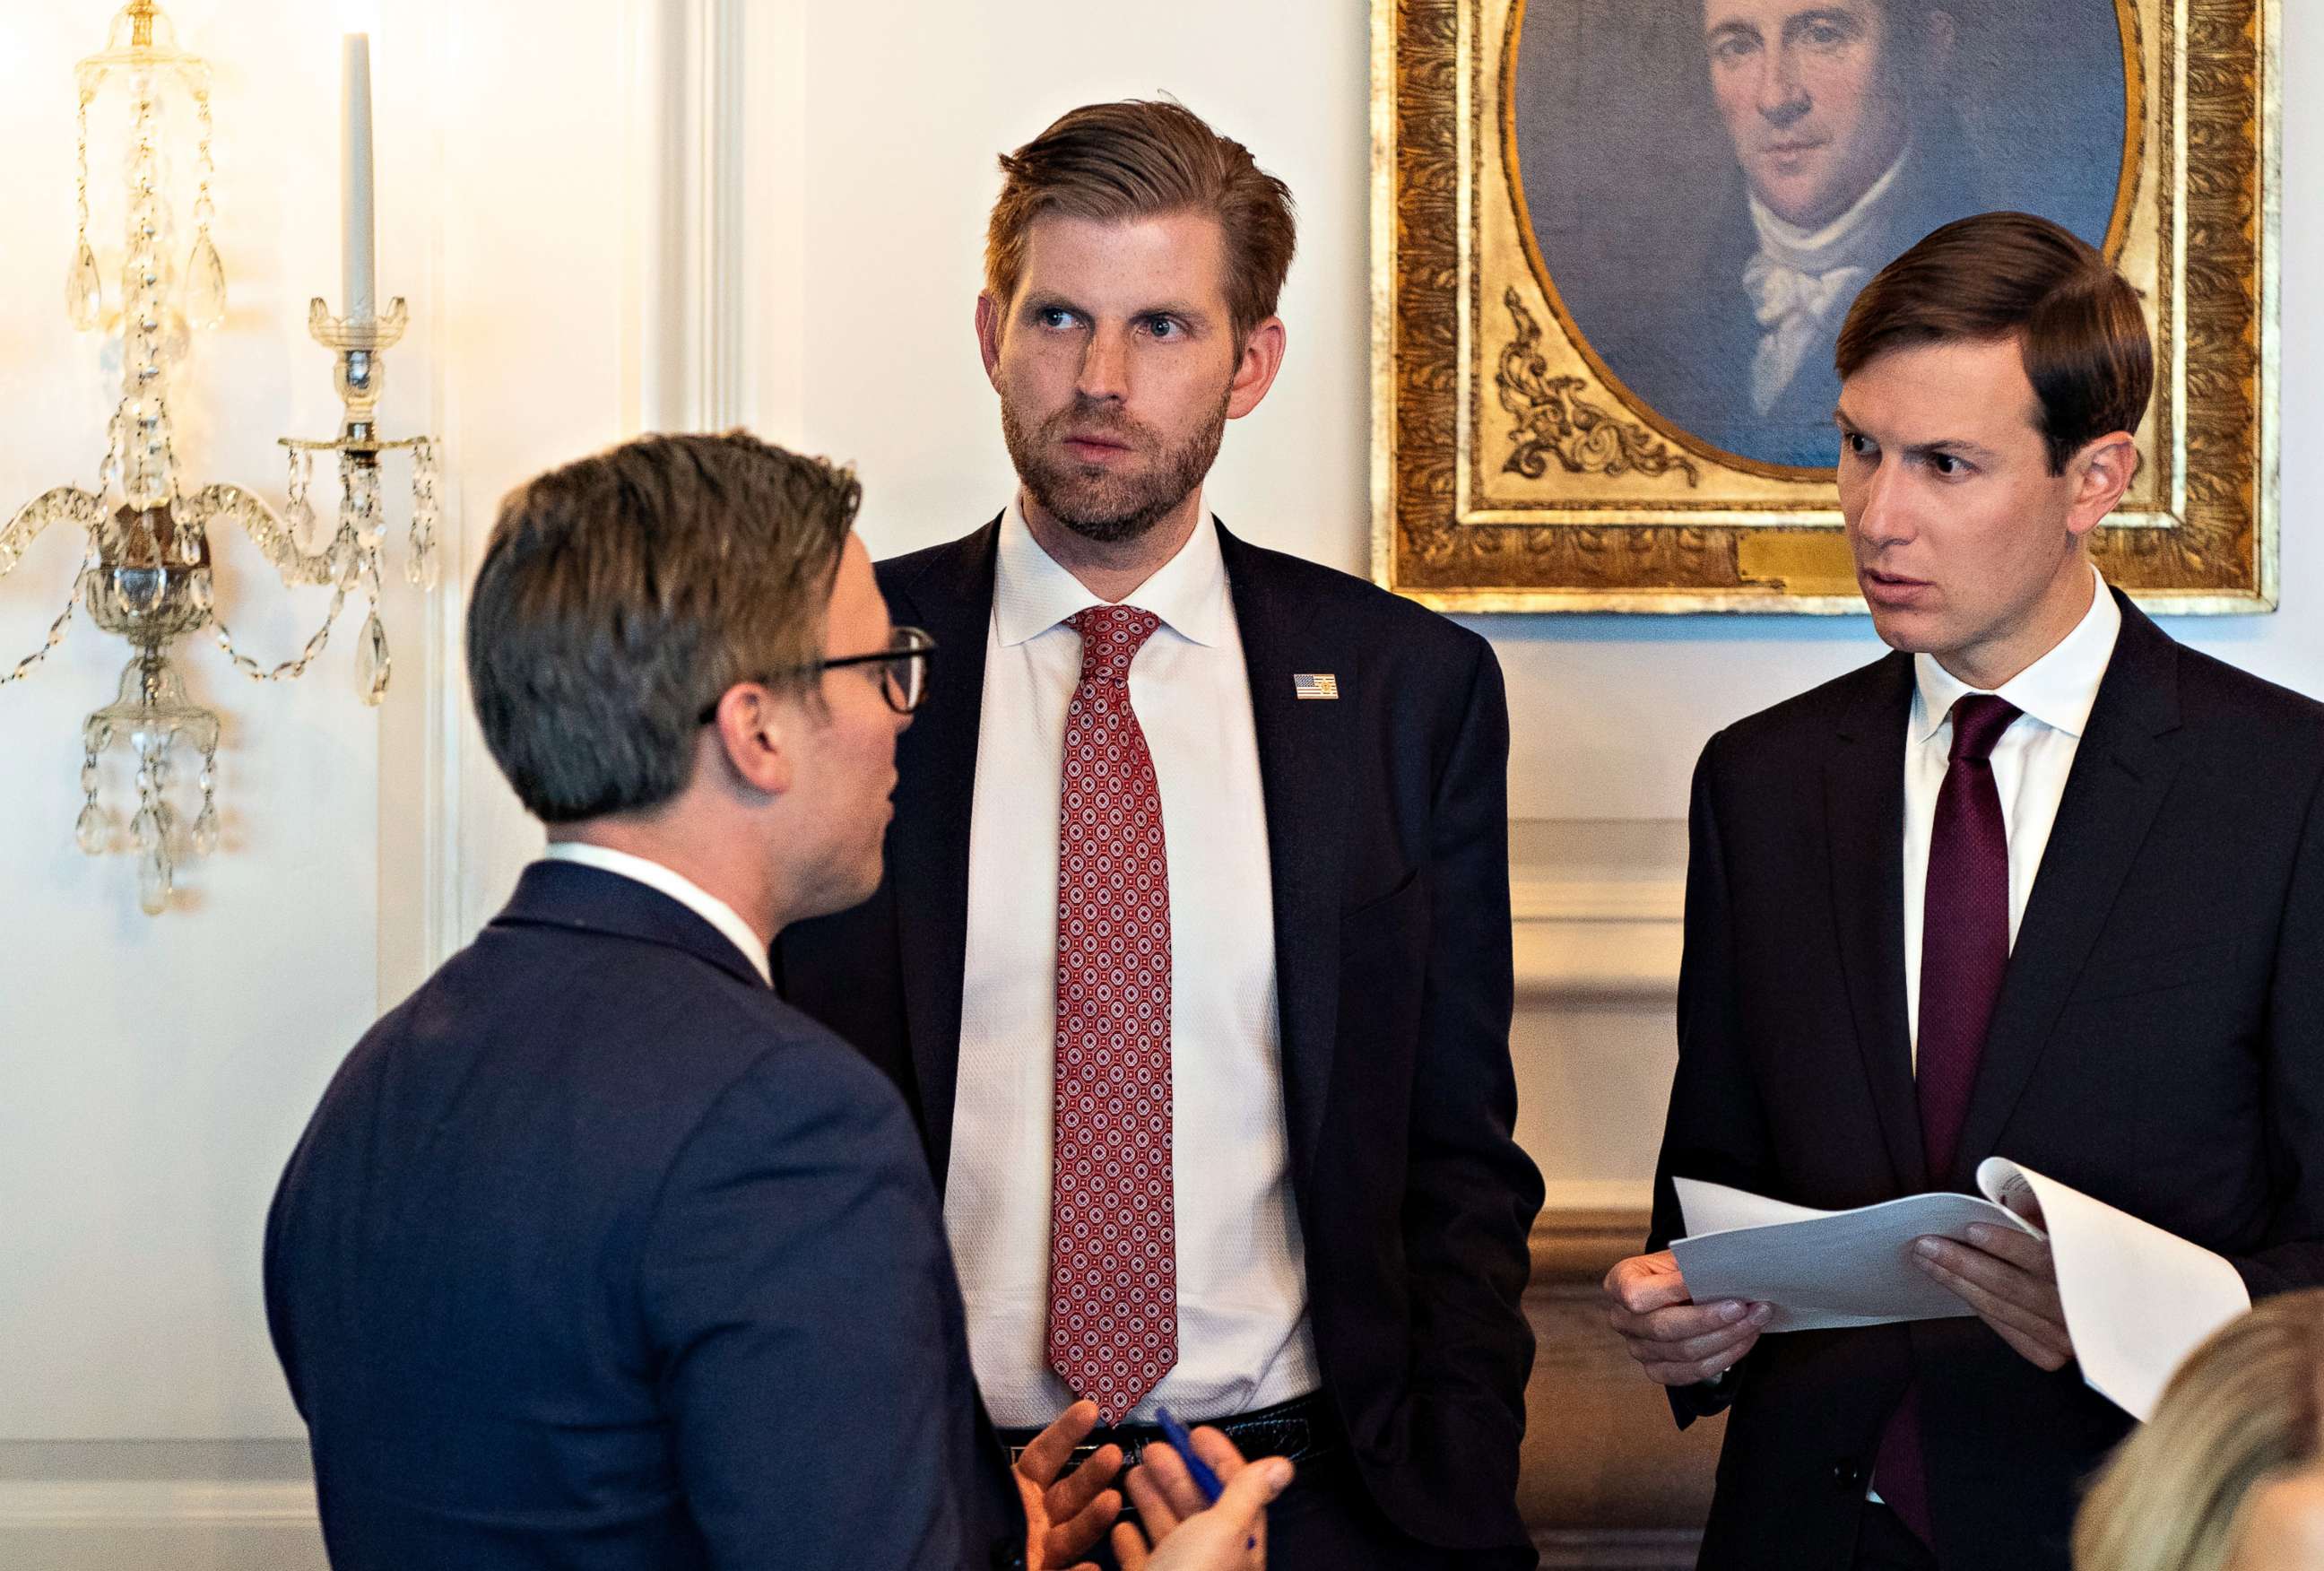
[777,519,1545,1562]
[264,860,1024,1571]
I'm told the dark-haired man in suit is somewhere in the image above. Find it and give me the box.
[778,100,1544,1568]
[263,431,1288,1571]
[1605,213,2324,1570]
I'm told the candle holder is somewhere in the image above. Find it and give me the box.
[0,1,442,915]
[282,295,445,698]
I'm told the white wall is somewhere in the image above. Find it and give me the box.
[0,0,403,1445]
[0,0,683,1553]
[0,0,2311,1556]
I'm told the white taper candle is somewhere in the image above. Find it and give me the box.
[342,34,376,324]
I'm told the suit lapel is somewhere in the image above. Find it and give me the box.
[1825,655,1928,1194]
[1218,524,1352,1186]
[1947,596,2184,1185]
[882,522,1001,1179]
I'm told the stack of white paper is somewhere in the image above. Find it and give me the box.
[1670,1159,2250,1420]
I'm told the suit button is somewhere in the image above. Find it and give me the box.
[1833,1459,1869,1491]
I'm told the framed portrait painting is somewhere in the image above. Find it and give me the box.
[1371,0,2281,612]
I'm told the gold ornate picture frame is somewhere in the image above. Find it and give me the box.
[1371,0,2280,613]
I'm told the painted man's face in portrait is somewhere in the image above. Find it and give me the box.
[1702,0,1922,230]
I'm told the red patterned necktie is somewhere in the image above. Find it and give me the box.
[1046,604,1176,1424]
[1875,693,2022,1548]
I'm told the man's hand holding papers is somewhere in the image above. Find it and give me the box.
[1602,1249,1773,1387]
[1913,1219,2076,1372]
[1646,1159,2251,1420]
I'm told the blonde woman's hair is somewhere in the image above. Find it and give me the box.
[2075,1290,2324,1571]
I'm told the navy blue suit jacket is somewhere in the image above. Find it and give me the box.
[264,861,1023,1571]
[776,519,1545,1557]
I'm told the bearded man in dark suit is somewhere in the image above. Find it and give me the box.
[779,100,1545,1569]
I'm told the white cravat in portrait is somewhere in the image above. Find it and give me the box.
[1742,147,1909,416]
[945,499,1320,1428]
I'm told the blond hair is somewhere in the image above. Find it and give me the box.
[2075,1291,2324,1571]
[984,99,1297,343]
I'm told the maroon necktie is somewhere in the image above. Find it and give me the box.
[1046,605,1177,1424]
[1874,694,2022,1548]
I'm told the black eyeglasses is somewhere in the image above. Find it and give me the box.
[698,626,937,723]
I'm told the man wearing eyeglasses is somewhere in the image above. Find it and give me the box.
[262,432,1292,1571]
[777,102,1544,1567]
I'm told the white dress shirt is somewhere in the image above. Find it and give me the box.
[541,841,772,986]
[1862,567,2119,1507]
[946,498,1320,1427]
[1903,566,2120,1060]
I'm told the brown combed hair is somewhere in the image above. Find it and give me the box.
[984,99,1297,343]
[1835,212,2153,474]
[2075,1290,2324,1571]
[466,430,860,825]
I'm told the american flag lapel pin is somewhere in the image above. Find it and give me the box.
[1293,673,1340,700]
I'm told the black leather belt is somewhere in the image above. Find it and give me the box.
[998,1390,1343,1477]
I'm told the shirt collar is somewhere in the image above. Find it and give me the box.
[992,493,1227,650]
[1912,564,2121,744]
[540,841,772,985]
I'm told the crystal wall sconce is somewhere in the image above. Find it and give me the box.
[0,2,440,915]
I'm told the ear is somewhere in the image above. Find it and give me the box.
[1225,316,1288,421]
[2064,432,2140,540]
[976,292,1004,389]
[704,685,796,800]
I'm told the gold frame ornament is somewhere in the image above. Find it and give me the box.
[1371,0,2281,613]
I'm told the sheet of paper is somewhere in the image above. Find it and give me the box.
[1672,1177,2035,1332]
[1977,1159,2250,1422]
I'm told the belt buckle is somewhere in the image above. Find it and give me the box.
[1007,1438,1145,1471]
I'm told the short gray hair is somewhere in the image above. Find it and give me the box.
[466,430,861,824]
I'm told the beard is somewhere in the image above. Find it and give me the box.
[1001,386,1231,545]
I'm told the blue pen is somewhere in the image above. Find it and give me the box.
[1152,1407,1224,1502]
[1154,1406,1256,1550]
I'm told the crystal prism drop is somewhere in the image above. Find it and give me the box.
[138,844,171,916]
[357,611,390,705]
[191,804,220,857]
[75,803,111,855]
[66,240,101,329]
[133,806,161,855]
[289,492,321,555]
[186,233,227,329]
[407,539,441,591]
